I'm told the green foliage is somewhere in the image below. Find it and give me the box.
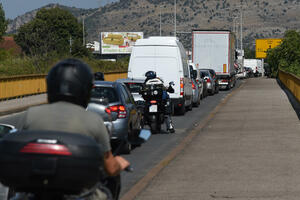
[266,30,300,77]
[15,7,83,56]
[0,3,7,39]
[71,39,92,58]
[0,54,128,78]
[244,48,256,59]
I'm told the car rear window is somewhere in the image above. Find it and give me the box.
[91,87,119,103]
[200,71,209,76]
[124,83,144,93]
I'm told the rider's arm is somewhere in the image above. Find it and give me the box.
[103,152,129,176]
[91,114,130,176]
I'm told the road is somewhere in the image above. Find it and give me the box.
[0,79,244,199]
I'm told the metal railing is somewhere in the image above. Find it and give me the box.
[278,70,300,103]
[0,71,128,100]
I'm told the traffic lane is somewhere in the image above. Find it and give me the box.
[0,79,244,197]
[120,79,244,196]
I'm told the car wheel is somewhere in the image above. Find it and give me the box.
[215,85,219,94]
[177,104,186,115]
[122,140,131,154]
[194,95,200,107]
[187,101,193,111]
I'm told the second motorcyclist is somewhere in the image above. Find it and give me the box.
[143,71,175,133]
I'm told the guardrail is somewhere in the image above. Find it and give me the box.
[0,71,128,100]
[278,70,300,103]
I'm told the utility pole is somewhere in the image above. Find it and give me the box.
[82,14,85,46]
[240,4,243,51]
[69,36,72,54]
[174,0,176,37]
[160,5,162,36]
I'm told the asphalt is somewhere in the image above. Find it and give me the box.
[0,94,47,116]
[126,78,300,200]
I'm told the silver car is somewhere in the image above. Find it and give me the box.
[189,65,201,107]
[89,81,142,154]
[200,69,216,95]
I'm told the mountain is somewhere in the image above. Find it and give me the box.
[6,0,300,50]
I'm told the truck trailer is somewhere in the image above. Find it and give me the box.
[192,30,237,89]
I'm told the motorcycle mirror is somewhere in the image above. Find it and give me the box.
[138,129,151,142]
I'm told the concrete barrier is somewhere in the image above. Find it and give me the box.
[278,70,300,102]
[0,71,128,100]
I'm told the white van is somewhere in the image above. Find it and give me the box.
[128,36,193,115]
[244,59,263,77]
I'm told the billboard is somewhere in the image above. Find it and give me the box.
[256,38,282,59]
[100,32,143,54]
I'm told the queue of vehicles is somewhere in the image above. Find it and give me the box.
[0,31,245,200]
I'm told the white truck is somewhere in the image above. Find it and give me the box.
[244,59,263,77]
[192,30,237,89]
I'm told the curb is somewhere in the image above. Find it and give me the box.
[120,80,247,200]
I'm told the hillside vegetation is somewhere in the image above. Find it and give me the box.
[6,0,300,50]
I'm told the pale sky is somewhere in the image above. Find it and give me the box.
[1,0,117,19]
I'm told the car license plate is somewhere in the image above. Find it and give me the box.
[149,105,157,112]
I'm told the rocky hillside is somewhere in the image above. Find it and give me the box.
[6,0,300,50]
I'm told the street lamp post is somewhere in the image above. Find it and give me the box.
[174,0,176,37]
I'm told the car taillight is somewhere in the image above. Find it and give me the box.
[180,78,184,96]
[192,82,195,89]
[206,78,211,83]
[20,143,72,156]
[105,108,111,114]
[222,79,228,82]
[109,105,127,118]
[150,100,157,104]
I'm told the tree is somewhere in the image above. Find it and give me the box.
[15,7,84,56]
[0,3,7,40]
[244,48,256,59]
[266,30,300,77]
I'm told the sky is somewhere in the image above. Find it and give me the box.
[1,0,117,19]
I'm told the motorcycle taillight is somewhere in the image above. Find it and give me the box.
[20,143,72,156]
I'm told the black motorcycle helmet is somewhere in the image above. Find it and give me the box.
[94,72,105,81]
[145,71,156,79]
[46,58,94,108]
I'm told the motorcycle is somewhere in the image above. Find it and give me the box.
[0,129,151,200]
[140,79,174,134]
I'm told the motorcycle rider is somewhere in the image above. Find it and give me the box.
[144,71,175,133]
[17,58,129,200]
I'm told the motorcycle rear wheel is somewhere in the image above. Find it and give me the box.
[150,121,161,134]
